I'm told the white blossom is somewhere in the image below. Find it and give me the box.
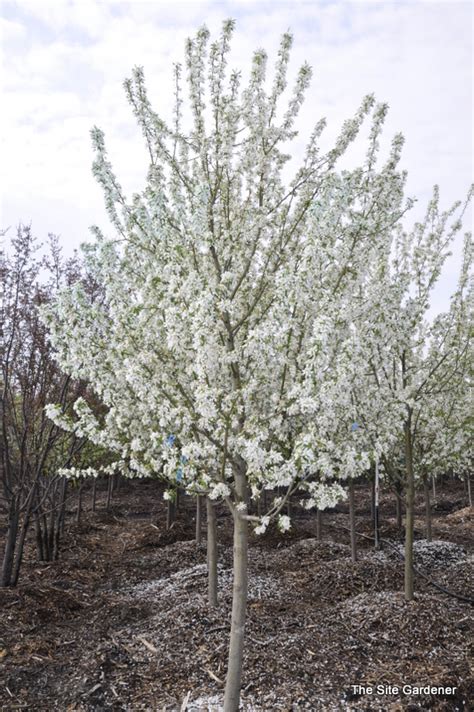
[254,516,270,535]
[277,515,291,533]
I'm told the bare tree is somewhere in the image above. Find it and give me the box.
[0,226,89,586]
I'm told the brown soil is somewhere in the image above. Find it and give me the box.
[0,480,472,711]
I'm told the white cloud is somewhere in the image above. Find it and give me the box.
[0,15,25,39]
[8,0,112,36]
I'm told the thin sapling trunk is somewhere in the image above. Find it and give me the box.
[348,479,357,562]
[404,417,415,601]
[206,497,218,607]
[106,475,113,511]
[166,498,175,530]
[224,468,248,712]
[91,479,97,511]
[316,508,322,540]
[374,462,380,550]
[76,481,84,524]
[423,475,432,542]
[196,495,202,545]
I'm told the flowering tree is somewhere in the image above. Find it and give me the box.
[411,245,473,537]
[345,190,472,598]
[42,21,457,708]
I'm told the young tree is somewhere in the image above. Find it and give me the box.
[412,259,473,539]
[346,194,472,599]
[43,21,459,707]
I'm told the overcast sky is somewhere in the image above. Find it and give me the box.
[1,0,472,314]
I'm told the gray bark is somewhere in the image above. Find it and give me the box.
[404,417,415,601]
[348,479,357,562]
[195,495,202,545]
[60,479,68,534]
[223,468,248,712]
[166,498,175,530]
[424,475,432,542]
[370,476,375,521]
[206,497,218,607]
[395,491,402,530]
[316,508,322,540]
[76,481,84,524]
[106,476,113,511]
[34,509,44,561]
[91,479,97,511]
[374,462,380,550]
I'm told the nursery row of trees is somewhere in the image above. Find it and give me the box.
[0,227,115,586]
[1,21,472,711]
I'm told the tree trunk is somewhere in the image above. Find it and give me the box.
[206,498,218,608]
[467,475,472,508]
[47,503,55,558]
[59,478,68,534]
[53,480,67,562]
[1,504,19,587]
[374,461,380,550]
[395,491,402,530]
[404,418,415,601]
[91,479,97,511]
[223,470,248,712]
[370,476,375,521]
[316,508,322,540]
[42,513,51,559]
[423,475,432,542]
[195,495,202,545]
[166,499,175,530]
[432,476,436,503]
[348,479,357,563]
[34,510,45,561]
[76,482,84,524]
[53,513,61,561]
[106,476,113,511]
[11,504,34,585]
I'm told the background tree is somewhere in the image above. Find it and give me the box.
[0,226,92,586]
[347,192,472,599]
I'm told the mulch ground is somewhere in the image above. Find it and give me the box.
[0,480,472,711]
